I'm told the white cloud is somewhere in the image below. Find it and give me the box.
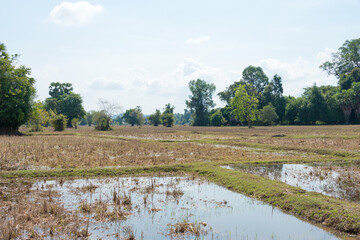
[50,1,104,27]
[185,36,210,45]
[85,58,241,113]
[34,53,336,114]
[257,49,337,97]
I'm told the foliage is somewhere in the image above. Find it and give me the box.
[85,111,94,126]
[0,43,36,134]
[44,83,85,127]
[48,82,73,99]
[320,38,360,78]
[174,109,192,125]
[186,79,216,126]
[50,111,67,131]
[339,67,360,90]
[210,110,225,126]
[148,109,162,126]
[71,118,79,129]
[241,65,269,95]
[123,106,144,126]
[57,92,86,126]
[231,84,259,128]
[97,99,121,130]
[93,110,109,130]
[218,81,241,105]
[28,101,49,132]
[162,103,175,127]
[259,104,278,126]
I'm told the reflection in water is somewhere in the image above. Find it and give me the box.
[227,161,360,203]
[32,177,339,240]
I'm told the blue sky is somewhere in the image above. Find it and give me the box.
[1,0,360,113]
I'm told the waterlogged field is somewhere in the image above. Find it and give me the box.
[1,125,360,239]
[1,176,340,240]
[226,161,360,203]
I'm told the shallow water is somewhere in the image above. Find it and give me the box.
[225,161,360,202]
[31,176,340,240]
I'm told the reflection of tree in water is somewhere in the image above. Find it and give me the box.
[233,163,360,203]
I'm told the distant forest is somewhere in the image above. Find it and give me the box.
[1,38,360,134]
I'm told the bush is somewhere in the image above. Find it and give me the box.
[162,113,175,127]
[210,110,225,126]
[50,114,67,131]
[71,118,79,129]
[148,109,162,126]
[93,111,111,131]
[260,104,278,126]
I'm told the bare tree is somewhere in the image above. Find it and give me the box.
[96,99,122,130]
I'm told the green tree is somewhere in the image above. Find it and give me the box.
[28,101,50,132]
[49,82,73,99]
[71,118,79,129]
[335,89,356,124]
[320,38,360,78]
[0,43,36,134]
[186,79,216,126]
[230,84,259,128]
[50,111,67,131]
[218,81,241,105]
[162,103,175,127]
[210,110,225,126]
[57,92,86,126]
[85,111,94,126]
[260,104,278,126]
[123,106,144,126]
[284,96,301,125]
[148,109,162,126]
[339,67,360,90]
[305,85,329,124]
[44,82,85,127]
[241,66,269,95]
[93,110,108,130]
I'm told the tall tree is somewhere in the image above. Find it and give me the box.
[49,82,73,99]
[45,82,85,127]
[230,84,258,128]
[186,79,216,126]
[335,89,356,124]
[320,38,360,78]
[123,106,144,126]
[218,81,241,105]
[305,85,329,124]
[241,66,269,95]
[148,109,162,126]
[338,67,360,90]
[162,103,175,127]
[0,43,36,134]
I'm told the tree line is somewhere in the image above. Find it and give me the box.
[1,38,360,134]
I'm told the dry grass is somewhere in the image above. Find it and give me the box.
[0,134,304,171]
[0,180,87,239]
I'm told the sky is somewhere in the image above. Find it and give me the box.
[1,0,360,114]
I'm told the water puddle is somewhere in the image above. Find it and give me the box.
[225,161,360,202]
[28,176,339,239]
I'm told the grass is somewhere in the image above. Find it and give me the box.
[2,125,360,238]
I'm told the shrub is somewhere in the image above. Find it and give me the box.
[260,104,278,126]
[50,114,67,131]
[210,110,225,126]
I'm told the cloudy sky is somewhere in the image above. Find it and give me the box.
[1,1,360,114]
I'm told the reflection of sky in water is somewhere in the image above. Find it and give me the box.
[226,163,358,201]
[33,177,339,240]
